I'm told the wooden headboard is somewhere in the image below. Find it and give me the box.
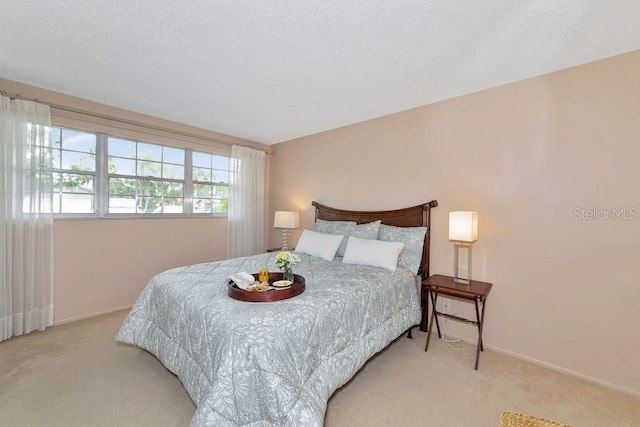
[311,200,438,278]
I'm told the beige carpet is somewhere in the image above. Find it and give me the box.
[1,310,638,427]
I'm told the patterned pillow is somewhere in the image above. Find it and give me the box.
[315,219,356,235]
[378,224,427,274]
[315,219,381,257]
[337,220,381,257]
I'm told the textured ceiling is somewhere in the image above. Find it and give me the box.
[2,1,640,145]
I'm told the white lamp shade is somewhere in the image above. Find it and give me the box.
[274,211,299,229]
[449,211,478,242]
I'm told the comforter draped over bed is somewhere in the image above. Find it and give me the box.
[116,252,421,426]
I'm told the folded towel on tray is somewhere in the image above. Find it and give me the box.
[226,271,256,290]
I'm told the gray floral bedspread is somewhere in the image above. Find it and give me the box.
[116,252,421,426]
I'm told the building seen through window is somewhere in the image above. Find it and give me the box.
[48,127,229,217]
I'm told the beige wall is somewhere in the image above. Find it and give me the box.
[268,50,640,396]
[54,218,228,323]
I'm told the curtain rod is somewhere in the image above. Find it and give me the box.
[1,90,269,153]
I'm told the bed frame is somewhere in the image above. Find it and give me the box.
[312,200,438,332]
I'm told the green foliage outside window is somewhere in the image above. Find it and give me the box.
[49,127,229,216]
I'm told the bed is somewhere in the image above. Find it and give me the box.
[116,200,437,426]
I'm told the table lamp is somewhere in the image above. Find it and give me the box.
[449,211,478,284]
[274,211,299,251]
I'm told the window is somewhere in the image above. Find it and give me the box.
[108,138,185,214]
[51,128,96,214]
[192,151,230,214]
[48,126,230,217]
[23,123,56,214]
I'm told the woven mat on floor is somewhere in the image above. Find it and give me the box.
[500,412,571,427]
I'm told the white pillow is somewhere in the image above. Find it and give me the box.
[342,236,404,272]
[295,229,344,261]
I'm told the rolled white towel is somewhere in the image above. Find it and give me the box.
[227,271,256,290]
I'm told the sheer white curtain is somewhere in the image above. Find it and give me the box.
[1,96,54,342]
[227,145,266,258]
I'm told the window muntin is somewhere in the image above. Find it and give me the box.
[51,127,96,214]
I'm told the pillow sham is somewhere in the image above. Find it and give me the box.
[342,236,404,272]
[315,219,356,235]
[378,224,428,274]
[295,229,344,261]
[338,220,382,257]
[315,219,355,256]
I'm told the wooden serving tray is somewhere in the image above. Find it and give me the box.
[227,272,305,302]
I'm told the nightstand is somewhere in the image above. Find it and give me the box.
[422,274,493,370]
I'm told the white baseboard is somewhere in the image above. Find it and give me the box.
[441,332,640,399]
[54,305,133,326]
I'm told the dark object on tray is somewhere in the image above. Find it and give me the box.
[228,272,305,302]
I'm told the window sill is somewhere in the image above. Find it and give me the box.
[54,214,228,220]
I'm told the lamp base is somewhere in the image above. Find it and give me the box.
[281,229,292,251]
[453,277,471,285]
[453,242,473,285]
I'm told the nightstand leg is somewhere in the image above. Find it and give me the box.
[429,290,442,338]
[424,292,439,352]
[474,297,487,370]
[474,298,483,352]
[479,298,487,351]
[420,286,429,331]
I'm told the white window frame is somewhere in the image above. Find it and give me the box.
[51,127,230,219]
[51,127,98,218]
